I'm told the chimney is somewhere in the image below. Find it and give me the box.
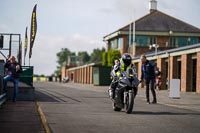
[149,0,157,13]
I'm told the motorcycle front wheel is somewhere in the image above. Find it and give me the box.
[125,90,134,114]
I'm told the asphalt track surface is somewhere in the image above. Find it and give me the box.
[35,82,200,133]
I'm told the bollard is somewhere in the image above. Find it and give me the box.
[169,79,180,99]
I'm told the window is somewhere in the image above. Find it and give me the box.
[135,35,148,46]
[110,39,118,49]
[170,37,176,47]
[149,36,156,45]
[189,37,198,45]
[118,38,123,49]
[177,37,198,47]
[178,37,187,47]
[110,38,124,50]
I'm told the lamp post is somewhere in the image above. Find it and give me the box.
[167,30,173,89]
[166,52,170,90]
[169,30,173,47]
[149,44,159,57]
[187,37,191,45]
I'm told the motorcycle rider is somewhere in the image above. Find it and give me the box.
[108,53,133,99]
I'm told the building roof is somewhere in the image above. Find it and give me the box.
[104,10,200,39]
[133,43,200,60]
[122,10,200,33]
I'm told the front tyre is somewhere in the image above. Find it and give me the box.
[125,90,134,114]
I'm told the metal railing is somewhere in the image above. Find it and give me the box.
[0,75,6,107]
[0,93,6,107]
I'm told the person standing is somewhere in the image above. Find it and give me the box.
[3,56,22,102]
[155,67,162,90]
[140,55,157,104]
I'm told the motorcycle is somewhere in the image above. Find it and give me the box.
[110,68,139,114]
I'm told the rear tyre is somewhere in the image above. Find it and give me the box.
[125,90,134,114]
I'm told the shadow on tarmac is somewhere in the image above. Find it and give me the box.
[35,90,60,102]
[131,111,200,115]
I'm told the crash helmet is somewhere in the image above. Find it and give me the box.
[121,53,132,67]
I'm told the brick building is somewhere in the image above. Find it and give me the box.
[104,1,200,55]
[133,43,200,93]
[103,0,200,93]
[62,63,95,84]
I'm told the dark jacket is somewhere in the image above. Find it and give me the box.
[4,60,22,79]
[141,60,156,80]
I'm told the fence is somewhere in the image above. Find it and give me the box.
[0,75,6,107]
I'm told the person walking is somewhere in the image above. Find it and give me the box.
[140,55,157,104]
[3,56,22,102]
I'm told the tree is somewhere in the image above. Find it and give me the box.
[78,51,90,64]
[54,68,62,76]
[56,48,75,66]
[56,48,75,75]
[89,47,105,63]
[55,47,106,75]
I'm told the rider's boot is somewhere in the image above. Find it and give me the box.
[108,87,114,99]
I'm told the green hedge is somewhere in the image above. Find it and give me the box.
[102,52,108,66]
[102,50,121,66]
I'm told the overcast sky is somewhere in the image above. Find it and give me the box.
[0,0,200,75]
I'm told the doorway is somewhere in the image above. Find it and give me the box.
[177,61,181,79]
[192,59,197,92]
